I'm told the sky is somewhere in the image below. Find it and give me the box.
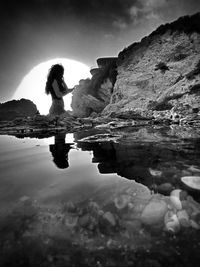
[0,0,200,102]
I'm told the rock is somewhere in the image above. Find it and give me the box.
[181,176,200,190]
[157,183,174,195]
[71,59,117,117]
[19,196,30,202]
[114,194,131,210]
[78,133,121,143]
[78,214,91,228]
[177,210,190,227]
[149,168,162,177]
[65,215,78,228]
[64,201,78,214]
[170,190,182,210]
[102,13,200,123]
[0,99,39,121]
[190,220,200,229]
[170,196,182,210]
[99,211,117,234]
[164,211,180,233]
[141,199,168,226]
[102,212,116,227]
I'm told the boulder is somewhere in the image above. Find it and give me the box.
[141,199,168,226]
[0,98,38,121]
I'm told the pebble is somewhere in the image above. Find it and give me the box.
[103,212,116,226]
[157,183,174,195]
[78,214,91,228]
[19,196,30,202]
[114,194,130,210]
[149,168,162,177]
[164,211,180,233]
[65,215,78,228]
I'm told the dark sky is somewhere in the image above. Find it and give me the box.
[0,0,200,101]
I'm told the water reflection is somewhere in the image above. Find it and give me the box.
[74,130,200,199]
[49,133,72,169]
[0,130,200,266]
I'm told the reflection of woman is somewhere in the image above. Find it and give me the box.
[49,133,72,169]
[45,64,73,116]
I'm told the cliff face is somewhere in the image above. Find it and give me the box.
[71,58,117,117]
[71,13,200,121]
[0,98,39,121]
[102,13,200,121]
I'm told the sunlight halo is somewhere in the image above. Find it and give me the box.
[13,58,91,115]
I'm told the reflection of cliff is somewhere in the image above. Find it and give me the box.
[75,131,200,190]
[71,57,118,117]
[49,133,72,169]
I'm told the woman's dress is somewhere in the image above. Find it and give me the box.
[49,79,67,116]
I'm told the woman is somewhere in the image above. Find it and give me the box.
[45,64,73,116]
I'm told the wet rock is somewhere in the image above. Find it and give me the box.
[99,211,117,234]
[181,176,200,190]
[114,194,131,210]
[141,199,168,226]
[64,215,78,228]
[78,133,121,143]
[78,214,91,228]
[102,212,116,227]
[149,168,162,177]
[63,201,78,214]
[177,210,190,227]
[170,190,182,210]
[164,211,180,233]
[157,183,174,195]
[19,195,30,202]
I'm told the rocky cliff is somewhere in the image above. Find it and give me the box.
[102,12,200,122]
[71,58,118,117]
[0,98,39,121]
[72,13,200,123]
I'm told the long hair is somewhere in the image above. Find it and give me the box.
[45,64,64,95]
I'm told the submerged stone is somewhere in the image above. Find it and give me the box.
[141,199,168,226]
[164,211,180,233]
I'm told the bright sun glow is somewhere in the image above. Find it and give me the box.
[13,58,91,115]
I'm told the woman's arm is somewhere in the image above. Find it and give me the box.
[61,80,74,95]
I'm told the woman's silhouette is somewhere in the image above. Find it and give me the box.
[45,64,73,116]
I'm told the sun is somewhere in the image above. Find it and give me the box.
[13,58,91,115]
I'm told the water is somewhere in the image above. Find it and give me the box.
[0,127,200,266]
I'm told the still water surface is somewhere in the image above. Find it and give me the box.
[0,128,200,266]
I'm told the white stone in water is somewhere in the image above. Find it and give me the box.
[149,168,162,177]
[170,196,182,210]
[181,176,200,190]
[164,211,180,233]
[141,200,168,225]
[170,189,182,198]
